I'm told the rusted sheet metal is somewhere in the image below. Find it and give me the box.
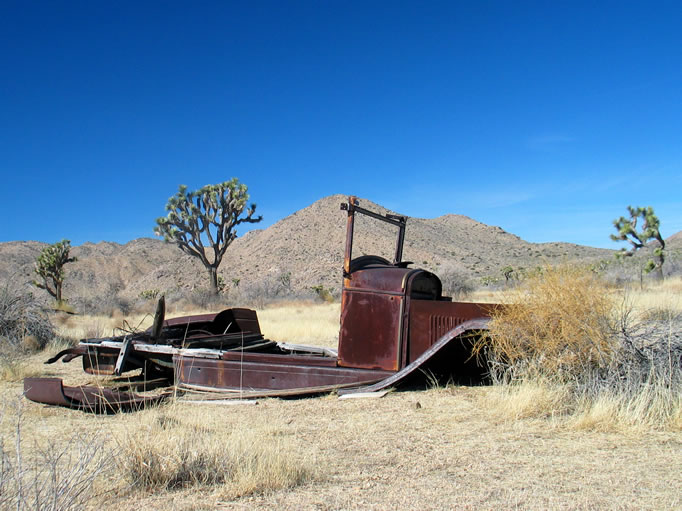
[47,345,143,375]
[175,353,392,391]
[338,318,490,396]
[23,377,169,413]
[338,288,404,370]
[406,300,497,365]
[45,345,88,364]
[158,308,262,336]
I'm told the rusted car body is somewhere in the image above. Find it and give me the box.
[25,197,496,410]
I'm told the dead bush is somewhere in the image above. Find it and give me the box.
[478,265,682,429]
[0,279,54,355]
[480,265,617,384]
[437,264,476,299]
[0,402,114,510]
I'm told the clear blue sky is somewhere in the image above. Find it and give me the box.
[1,1,680,249]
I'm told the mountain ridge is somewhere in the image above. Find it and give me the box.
[4,194,676,311]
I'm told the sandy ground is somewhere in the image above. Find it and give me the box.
[3,299,681,510]
[3,361,680,511]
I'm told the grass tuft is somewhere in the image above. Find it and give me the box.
[117,408,313,496]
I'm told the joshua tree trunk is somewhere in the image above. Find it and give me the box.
[208,266,219,295]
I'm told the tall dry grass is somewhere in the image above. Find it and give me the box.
[257,302,340,347]
[1,400,314,508]
[478,265,682,430]
[116,405,313,498]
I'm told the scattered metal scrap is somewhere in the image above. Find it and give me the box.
[24,196,498,412]
[23,377,170,413]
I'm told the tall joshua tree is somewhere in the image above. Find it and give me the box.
[33,239,77,304]
[154,179,262,295]
[610,206,666,280]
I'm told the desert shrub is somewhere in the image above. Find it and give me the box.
[240,273,298,308]
[139,288,160,301]
[310,285,335,303]
[80,282,133,316]
[663,253,682,279]
[117,411,312,496]
[0,404,113,510]
[186,288,228,310]
[480,266,617,384]
[478,265,682,428]
[0,280,54,355]
[437,264,476,298]
[596,250,682,287]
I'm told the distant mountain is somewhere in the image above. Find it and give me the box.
[667,231,682,248]
[0,194,615,312]
[218,194,612,292]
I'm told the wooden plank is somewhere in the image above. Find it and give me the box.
[338,390,389,400]
[278,343,338,357]
[113,336,132,376]
[181,399,259,406]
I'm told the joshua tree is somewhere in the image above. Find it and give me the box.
[154,179,262,295]
[610,206,666,280]
[501,266,515,283]
[33,239,77,304]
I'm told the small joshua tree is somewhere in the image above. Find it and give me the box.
[501,266,515,284]
[610,206,666,280]
[154,179,262,295]
[33,239,77,304]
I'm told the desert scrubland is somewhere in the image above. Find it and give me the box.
[1,271,680,510]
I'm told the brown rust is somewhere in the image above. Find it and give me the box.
[23,377,169,413]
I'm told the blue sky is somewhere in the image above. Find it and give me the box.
[1,1,680,249]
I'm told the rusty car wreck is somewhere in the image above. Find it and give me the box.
[24,197,496,412]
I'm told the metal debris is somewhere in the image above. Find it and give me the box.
[25,196,497,412]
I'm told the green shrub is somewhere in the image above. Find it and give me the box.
[310,285,334,303]
[139,289,160,301]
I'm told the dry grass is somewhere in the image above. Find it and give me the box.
[1,358,681,510]
[0,358,44,382]
[0,400,114,511]
[3,285,681,508]
[626,275,682,321]
[483,380,573,420]
[111,387,682,510]
[116,405,313,497]
[257,302,340,347]
[467,288,507,304]
[480,266,617,383]
[479,266,682,431]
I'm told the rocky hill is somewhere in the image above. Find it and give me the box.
[0,194,644,312]
[667,230,682,249]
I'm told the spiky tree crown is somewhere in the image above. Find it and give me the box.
[154,178,262,271]
[33,239,77,301]
[610,205,665,276]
